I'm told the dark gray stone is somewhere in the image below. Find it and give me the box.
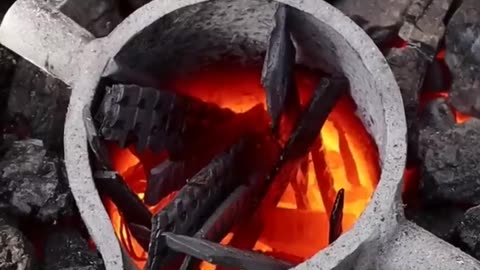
[418,114,480,205]
[454,205,480,260]
[332,0,412,44]
[44,229,104,270]
[8,60,70,151]
[387,46,428,160]
[0,214,36,270]
[445,0,480,117]
[0,139,74,222]
[54,0,122,37]
[406,205,464,242]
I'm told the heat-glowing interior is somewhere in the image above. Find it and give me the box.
[103,64,380,269]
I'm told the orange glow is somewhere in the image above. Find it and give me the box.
[103,64,380,269]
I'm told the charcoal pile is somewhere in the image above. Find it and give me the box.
[0,0,153,269]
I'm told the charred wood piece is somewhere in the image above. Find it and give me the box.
[282,75,348,162]
[93,171,152,231]
[181,185,250,270]
[329,188,345,244]
[145,160,190,206]
[95,84,234,155]
[261,4,299,135]
[128,223,151,251]
[145,105,270,205]
[164,232,295,270]
[146,139,248,270]
[83,105,111,169]
[399,0,454,60]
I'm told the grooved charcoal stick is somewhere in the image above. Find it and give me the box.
[329,188,345,244]
[95,84,234,156]
[261,3,300,135]
[144,104,270,205]
[145,138,249,270]
[282,75,348,162]
[163,232,294,270]
[180,185,250,270]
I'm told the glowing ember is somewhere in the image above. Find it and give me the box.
[103,64,380,269]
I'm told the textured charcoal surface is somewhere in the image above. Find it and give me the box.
[406,206,465,242]
[419,98,456,130]
[332,0,412,44]
[387,46,428,161]
[7,60,70,151]
[418,101,480,204]
[399,0,453,60]
[0,214,36,270]
[54,0,122,37]
[445,0,480,117]
[0,139,74,222]
[453,205,480,260]
[44,229,105,270]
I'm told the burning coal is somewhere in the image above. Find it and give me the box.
[88,4,380,270]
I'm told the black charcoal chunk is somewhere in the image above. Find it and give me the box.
[453,205,480,260]
[7,60,70,151]
[0,45,17,121]
[445,0,480,117]
[332,0,412,44]
[52,0,122,37]
[0,214,36,270]
[44,229,104,270]
[420,98,456,130]
[406,206,464,241]
[399,0,453,60]
[387,46,428,160]
[0,139,74,222]
[418,118,480,205]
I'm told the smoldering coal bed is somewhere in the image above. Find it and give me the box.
[85,2,380,270]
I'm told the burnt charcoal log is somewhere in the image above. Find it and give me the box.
[0,214,36,270]
[164,233,294,270]
[445,0,480,117]
[418,114,480,205]
[145,105,270,205]
[44,229,104,270]
[399,0,454,60]
[93,171,151,229]
[282,75,347,162]
[146,138,249,270]
[181,185,250,270]
[7,60,70,151]
[406,205,464,242]
[332,0,412,44]
[329,189,344,244]
[0,139,74,222]
[96,84,234,156]
[261,4,299,135]
[386,46,428,161]
[452,205,480,260]
[51,0,122,37]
